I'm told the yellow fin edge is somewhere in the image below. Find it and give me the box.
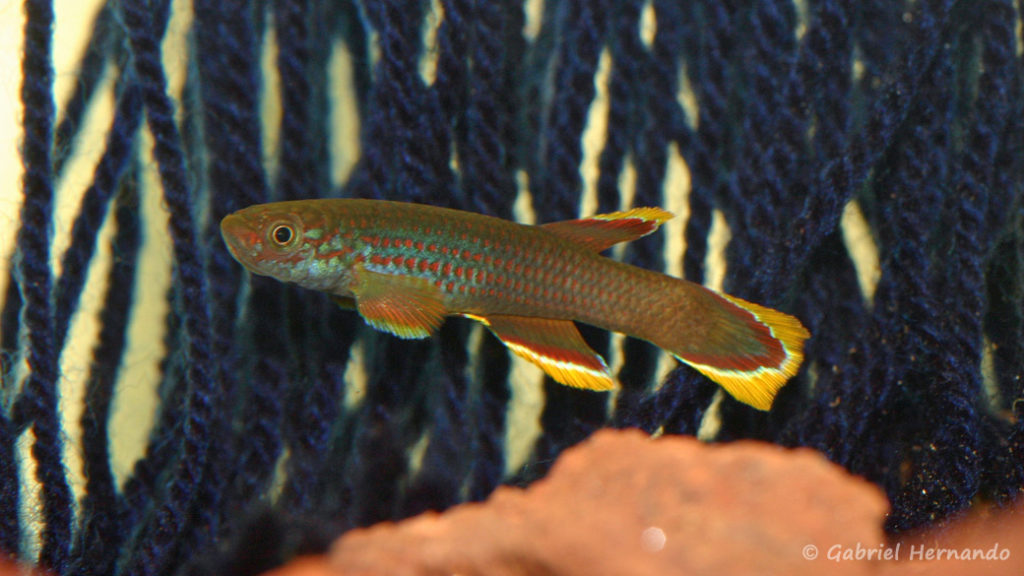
[681,294,810,411]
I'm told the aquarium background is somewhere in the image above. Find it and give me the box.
[1,0,1023,574]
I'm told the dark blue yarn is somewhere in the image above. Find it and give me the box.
[355,0,452,203]
[5,0,1024,573]
[674,0,737,285]
[184,0,274,551]
[782,0,957,274]
[399,322,470,514]
[15,0,73,569]
[882,2,1014,530]
[531,0,609,218]
[725,0,800,298]
[0,407,16,559]
[52,4,122,175]
[117,304,185,533]
[447,1,519,217]
[273,0,318,202]
[346,337,430,526]
[54,80,143,351]
[465,337,511,500]
[118,0,218,572]
[594,0,642,216]
[275,303,349,516]
[434,0,471,133]
[71,182,141,576]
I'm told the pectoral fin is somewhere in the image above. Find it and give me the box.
[331,295,357,310]
[351,265,446,339]
[467,314,616,391]
[541,207,673,252]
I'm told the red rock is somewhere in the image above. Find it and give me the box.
[265,429,1024,576]
[0,560,42,576]
[317,429,889,576]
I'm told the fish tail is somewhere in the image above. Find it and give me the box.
[669,291,810,411]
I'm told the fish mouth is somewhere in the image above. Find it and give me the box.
[220,213,255,262]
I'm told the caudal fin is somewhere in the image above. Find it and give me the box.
[672,293,810,411]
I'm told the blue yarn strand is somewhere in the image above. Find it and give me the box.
[119,0,218,571]
[52,4,121,176]
[16,0,73,570]
[532,0,609,219]
[186,0,272,549]
[71,182,140,575]
[357,0,452,202]
[782,0,957,276]
[675,0,739,284]
[54,80,143,352]
[0,406,17,558]
[273,0,316,202]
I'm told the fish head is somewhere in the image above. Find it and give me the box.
[221,201,349,292]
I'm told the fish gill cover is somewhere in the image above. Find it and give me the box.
[0,0,1022,574]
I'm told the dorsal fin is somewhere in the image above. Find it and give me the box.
[540,207,674,252]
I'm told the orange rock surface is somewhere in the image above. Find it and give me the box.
[263,429,1024,576]
[271,429,896,575]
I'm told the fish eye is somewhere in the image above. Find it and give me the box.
[271,224,296,247]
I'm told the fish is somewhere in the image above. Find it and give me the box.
[220,199,810,411]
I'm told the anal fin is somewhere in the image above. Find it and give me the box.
[468,314,616,391]
[351,265,447,339]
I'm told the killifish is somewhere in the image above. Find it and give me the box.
[221,199,809,410]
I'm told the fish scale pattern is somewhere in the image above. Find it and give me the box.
[1,0,1023,574]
